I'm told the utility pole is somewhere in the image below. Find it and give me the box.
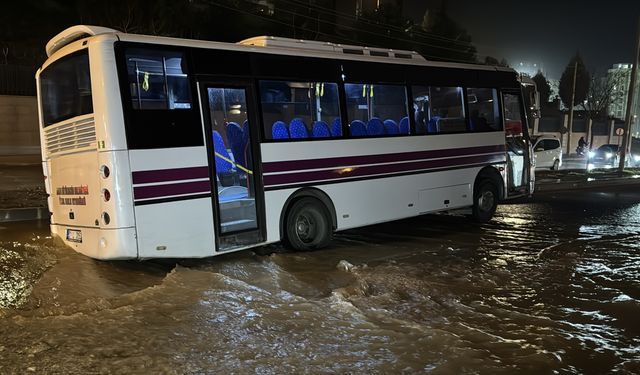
[619,15,640,172]
[567,60,578,156]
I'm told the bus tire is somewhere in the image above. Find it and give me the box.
[285,197,332,251]
[472,180,498,223]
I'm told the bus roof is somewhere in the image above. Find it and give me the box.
[45,25,516,75]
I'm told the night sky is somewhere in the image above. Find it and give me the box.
[406,0,640,79]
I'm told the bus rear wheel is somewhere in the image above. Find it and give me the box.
[285,197,332,251]
[472,180,498,223]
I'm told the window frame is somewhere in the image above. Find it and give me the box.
[466,87,503,133]
[258,79,344,142]
[115,42,203,150]
[40,49,93,127]
[343,81,411,139]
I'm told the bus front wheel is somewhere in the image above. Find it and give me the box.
[472,180,498,223]
[285,197,332,251]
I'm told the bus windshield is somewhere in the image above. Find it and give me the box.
[40,50,93,126]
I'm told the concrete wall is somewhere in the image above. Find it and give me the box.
[535,116,622,154]
[0,95,40,157]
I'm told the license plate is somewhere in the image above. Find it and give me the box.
[66,229,82,243]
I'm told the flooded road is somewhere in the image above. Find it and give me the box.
[1,188,640,374]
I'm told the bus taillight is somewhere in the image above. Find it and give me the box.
[102,188,111,202]
[100,165,110,179]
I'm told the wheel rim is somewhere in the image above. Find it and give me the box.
[295,212,316,243]
[478,190,495,212]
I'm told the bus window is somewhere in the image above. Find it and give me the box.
[412,86,465,134]
[259,80,340,140]
[345,83,408,136]
[40,50,92,127]
[467,88,501,132]
[125,49,192,110]
[503,93,524,136]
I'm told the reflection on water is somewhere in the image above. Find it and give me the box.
[1,191,640,373]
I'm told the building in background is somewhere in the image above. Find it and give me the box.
[608,63,632,120]
[607,63,640,138]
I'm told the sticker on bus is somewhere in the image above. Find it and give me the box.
[66,229,83,243]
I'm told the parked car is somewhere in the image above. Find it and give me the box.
[532,136,562,170]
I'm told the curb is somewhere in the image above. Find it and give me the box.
[0,207,49,223]
[535,177,640,192]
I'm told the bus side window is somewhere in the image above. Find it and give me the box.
[467,88,501,132]
[125,49,192,110]
[345,83,408,137]
[259,80,341,140]
[413,86,465,134]
[503,93,524,137]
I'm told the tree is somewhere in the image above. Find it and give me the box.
[558,53,590,110]
[483,56,509,67]
[582,71,625,120]
[532,71,551,106]
[417,7,477,63]
[580,70,627,146]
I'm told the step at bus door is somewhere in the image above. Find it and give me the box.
[502,90,532,198]
[200,83,264,252]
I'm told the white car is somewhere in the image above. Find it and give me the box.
[532,136,562,170]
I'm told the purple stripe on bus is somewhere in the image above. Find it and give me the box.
[134,181,211,200]
[132,166,209,184]
[263,154,505,186]
[262,144,505,173]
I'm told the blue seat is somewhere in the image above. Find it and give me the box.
[312,121,331,138]
[367,118,384,136]
[242,120,250,145]
[241,120,252,167]
[331,118,342,137]
[213,131,233,173]
[349,120,367,136]
[272,121,289,139]
[399,116,409,134]
[225,122,245,168]
[383,119,399,135]
[427,116,440,133]
[289,118,309,139]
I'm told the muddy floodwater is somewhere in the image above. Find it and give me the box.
[1,189,640,374]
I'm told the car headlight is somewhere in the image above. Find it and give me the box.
[605,152,613,159]
[588,151,596,158]
[634,155,640,162]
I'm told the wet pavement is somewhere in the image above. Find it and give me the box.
[0,165,45,210]
[1,186,640,374]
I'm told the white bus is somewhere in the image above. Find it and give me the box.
[37,25,534,260]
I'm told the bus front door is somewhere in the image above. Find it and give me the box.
[502,91,532,198]
[201,84,264,251]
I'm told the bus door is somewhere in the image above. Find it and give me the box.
[502,90,533,197]
[199,83,264,251]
